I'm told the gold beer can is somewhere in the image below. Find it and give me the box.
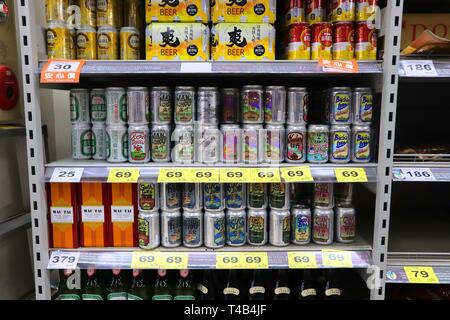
[97,26,119,60]
[46,0,69,22]
[77,25,97,60]
[69,27,77,59]
[46,21,72,59]
[124,0,143,29]
[97,0,123,27]
[79,0,97,27]
[120,27,141,60]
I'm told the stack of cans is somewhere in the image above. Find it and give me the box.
[106,87,129,163]
[150,87,172,163]
[127,87,150,163]
[71,89,94,160]
[138,182,161,249]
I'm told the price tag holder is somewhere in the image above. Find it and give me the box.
[220,168,251,183]
[404,266,439,284]
[280,166,314,183]
[40,60,85,83]
[130,252,159,269]
[158,168,190,183]
[334,168,368,183]
[107,168,140,183]
[287,252,318,269]
[401,60,438,77]
[250,168,281,183]
[47,251,80,269]
[180,62,212,73]
[321,250,353,268]
[319,59,359,73]
[158,252,188,269]
[191,168,220,183]
[50,167,84,183]
[240,252,269,269]
[394,168,436,182]
[216,253,242,269]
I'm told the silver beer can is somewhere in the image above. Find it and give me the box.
[197,87,219,125]
[286,124,307,163]
[90,88,107,123]
[70,89,90,124]
[352,87,373,125]
[172,125,194,163]
[335,205,356,243]
[128,124,150,163]
[247,208,268,246]
[330,125,351,163]
[247,183,268,209]
[226,209,247,247]
[269,209,291,247]
[196,124,221,164]
[313,183,334,209]
[92,123,107,160]
[183,210,203,248]
[204,210,226,249]
[221,124,242,163]
[203,183,225,211]
[225,183,247,210]
[264,86,286,124]
[335,183,353,206]
[269,183,290,210]
[151,87,172,124]
[351,125,371,163]
[106,124,128,163]
[138,211,160,250]
[328,87,352,125]
[287,87,308,125]
[264,124,285,163]
[72,123,93,160]
[242,124,264,164]
[175,86,195,125]
[307,124,329,163]
[291,205,311,245]
[150,123,171,163]
[312,207,334,245]
[241,85,264,124]
[160,183,181,211]
[138,181,159,212]
[161,210,182,248]
[183,183,203,211]
[106,87,127,125]
[127,87,149,124]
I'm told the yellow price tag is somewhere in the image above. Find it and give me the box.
[158,168,190,183]
[191,168,220,183]
[157,252,188,269]
[240,253,269,269]
[281,167,314,182]
[220,168,250,183]
[404,266,439,284]
[287,252,318,269]
[107,168,140,183]
[321,250,353,268]
[250,168,281,183]
[131,252,159,269]
[216,253,242,269]
[334,168,368,183]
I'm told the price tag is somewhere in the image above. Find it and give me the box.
[334,168,368,183]
[393,168,436,182]
[180,62,212,73]
[250,168,281,183]
[50,167,84,183]
[40,60,85,83]
[158,253,188,269]
[157,168,191,183]
[240,253,269,269]
[47,251,80,269]
[131,252,159,269]
[220,168,250,183]
[287,252,318,269]
[319,59,359,73]
[321,250,353,268]
[107,168,140,183]
[404,266,439,284]
[216,253,242,269]
[401,60,438,77]
[191,168,220,183]
[280,167,314,183]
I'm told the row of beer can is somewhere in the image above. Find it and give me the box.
[138,204,356,249]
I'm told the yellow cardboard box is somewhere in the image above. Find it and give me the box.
[211,0,276,23]
[146,0,210,23]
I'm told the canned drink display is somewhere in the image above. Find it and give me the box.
[226,209,246,247]
[287,87,308,124]
[183,210,203,248]
[220,88,240,124]
[242,86,264,124]
[160,183,181,211]
[328,87,352,124]
[291,205,311,245]
[307,125,329,163]
[221,124,242,163]
[46,0,69,22]
[106,125,128,163]
[269,209,291,247]
[196,125,221,164]
[286,124,307,163]
[147,0,209,23]
[355,21,377,60]
[356,0,378,21]
[225,184,246,210]
[285,0,306,25]
[203,183,225,211]
[242,124,264,164]
[106,87,127,124]
[138,182,159,212]
[97,26,119,60]
[330,125,351,163]
[287,23,311,60]
[247,208,268,246]
[72,123,93,160]
[248,183,268,209]
[352,125,371,163]
[46,21,71,59]
[353,87,373,125]
[97,0,122,27]
[264,124,285,163]
[76,26,96,60]
[197,87,219,124]
[314,183,334,209]
[128,125,150,163]
[124,0,143,28]
[175,87,195,125]
[311,22,332,60]
[335,183,353,206]
[161,210,182,248]
[172,125,194,163]
[150,124,171,162]
[204,210,226,249]
[138,211,160,249]
[127,87,149,124]
[306,0,326,23]
[183,184,203,211]
[335,205,356,243]
[312,207,334,245]
[120,27,140,60]
[270,183,290,210]
[70,89,90,124]
[92,123,107,160]
[78,0,97,27]
[264,86,286,124]
[211,0,276,23]
[332,22,355,61]
[331,0,356,22]
[151,87,172,124]
[90,89,107,123]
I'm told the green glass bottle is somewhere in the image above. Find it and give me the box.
[107,269,128,300]
[152,269,173,300]
[174,269,196,300]
[82,268,105,300]
[128,269,152,300]
[55,269,81,300]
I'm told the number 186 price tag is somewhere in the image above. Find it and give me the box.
[395,168,436,182]
[48,251,80,269]
[50,168,84,183]
[401,60,438,77]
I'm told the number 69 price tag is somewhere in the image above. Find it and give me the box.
[50,168,84,183]
[107,168,140,183]
[216,253,242,269]
[334,168,368,183]
[48,251,80,269]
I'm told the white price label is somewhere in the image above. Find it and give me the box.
[46,61,82,73]
[47,251,80,269]
[81,206,105,223]
[393,168,436,181]
[50,168,84,183]
[111,206,134,222]
[180,62,212,73]
[401,60,438,77]
[51,207,74,224]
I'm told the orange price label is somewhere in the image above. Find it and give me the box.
[319,59,359,73]
[40,60,85,83]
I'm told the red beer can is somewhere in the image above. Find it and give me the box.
[355,21,377,60]
[332,22,354,60]
[331,0,356,22]
[306,0,326,24]
[286,0,306,26]
[288,23,311,60]
[356,0,378,21]
[311,22,332,60]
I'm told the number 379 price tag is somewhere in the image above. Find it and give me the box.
[47,251,80,269]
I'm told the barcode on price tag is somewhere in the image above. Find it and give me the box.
[401,60,438,77]
[48,251,80,269]
[394,168,436,181]
[50,168,84,183]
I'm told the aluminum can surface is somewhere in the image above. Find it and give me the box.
[306,0,326,23]
[241,85,264,124]
[264,124,285,163]
[72,123,93,160]
[127,87,149,124]
[356,0,378,21]
[79,0,97,27]
[332,22,355,61]
[248,183,268,209]
[128,125,150,163]
[328,87,352,124]
[270,183,290,210]
[220,88,240,124]
[46,0,69,22]
[97,26,119,60]
[335,205,356,243]
[151,87,172,124]
[242,124,264,164]
[291,205,311,245]
[287,87,308,124]
[204,210,226,249]
[307,124,329,163]
[76,26,97,60]
[138,181,159,212]
[311,22,332,60]
[120,26,140,60]
[160,183,181,211]
[287,23,311,60]
[172,125,194,163]
[124,0,143,28]
[92,123,107,160]
[46,21,71,59]
[70,88,90,124]
[313,183,334,209]
[196,124,221,164]
[138,211,160,249]
[285,0,306,25]
[183,210,203,248]
[69,28,76,59]
[90,89,107,123]
[312,207,334,245]
[183,183,203,211]
[161,210,182,247]
[247,208,268,246]
[203,183,225,211]
[330,0,356,22]
[270,209,291,247]
[264,86,286,124]
[150,124,171,162]
[106,87,127,124]
[286,124,307,163]
[225,183,246,210]
[330,125,351,163]
[106,124,128,163]
[221,124,242,163]
[175,86,195,125]
[97,0,122,27]
[351,125,371,163]
[355,21,377,60]
[197,87,219,124]
[226,209,246,246]
[353,87,373,125]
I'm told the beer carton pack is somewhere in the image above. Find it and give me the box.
[212,0,276,23]
[146,23,210,60]
[146,0,210,23]
[211,23,275,60]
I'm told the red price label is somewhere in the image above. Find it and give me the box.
[41,60,85,83]
[319,59,359,73]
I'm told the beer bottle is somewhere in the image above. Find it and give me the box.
[324,269,343,300]
[298,269,317,300]
[82,268,105,300]
[128,269,151,300]
[249,270,266,300]
[107,269,128,300]
[197,270,216,300]
[223,270,241,300]
[55,269,81,300]
[152,269,173,300]
[273,269,291,300]
[174,269,196,300]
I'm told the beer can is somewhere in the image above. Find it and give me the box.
[204,210,226,249]
[247,208,268,246]
[72,123,93,160]
[226,209,246,247]
[287,87,308,125]
[248,183,268,209]
[106,124,128,163]
[97,0,122,27]
[69,27,77,59]
[285,0,306,25]
[355,21,377,61]
[70,89,90,124]
[307,125,329,163]
[106,87,127,124]
[311,22,332,60]
[183,183,203,211]
[128,125,150,163]
[264,124,285,164]
[127,87,149,124]
[335,205,356,243]
[46,21,71,59]
[175,87,195,125]
[314,183,334,209]
[356,0,378,22]
[330,125,351,163]
[353,87,373,125]
[220,88,240,124]
[287,23,311,60]
[225,184,246,210]
[351,125,371,163]
[332,22,354,61]
[138,182,159,212]
[46,0,69,22]
[286,124,307,163]
[196,124,221,164]
[97,26,119,60]
[331,0,356,22]
[241,85,264,124]
[161,210,182,248]
[151,123,171,162]
[120,27,140,60]
[197,87,219,125]
[124,0,143,29]
[172,125,194,163]
[242,124,264,164]
[328,87,352,124]
[264,86,286,124]
[151,87,172,124]
[270,183,290,210]
[306,0,326,24]
[221,124,242,163]
[269,209,291,247]
[90,89,107,123]
[335,183,353,206]
[79,0,97,27]
[138,211,160,249]
[312,207,334,245]
[203,183,225,211]
[160,183,181,211]
[291,205,311,245]
[92,123,107,160]
[183,210,203,248]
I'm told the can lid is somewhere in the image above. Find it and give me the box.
[128,87,148,91]
[47,20,67,28]
[266,86,286,90]
[288,87,308,92]
[330,87,352,91]
[98,26,118,32]
[176,86,195,90]
[106,124,128,129]
[151,86,170,91]
[242,124,263,129]
[70,88,89,92]
[352,124,371,130]
[265,124,286,129]
[92,122,106,128]
[120,26,139,33]
[287,123,307,130]
[198,87,219,91]
[243,85,263,90]
[308,124,329,130]
[77,25,96,32]
[221,88,239,92]
[106,87,126,91]
[91,88,105,92]
[330,124,351,130]
[220,124,240,129]
[353,87,372,92]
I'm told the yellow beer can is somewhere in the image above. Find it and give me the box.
[69,27,77,59]
[120,27,141,60]
[124,0,143,28]
[145,0,209,23]
[97,0,123,27]
[79,0,97,27]
[97,26,119,60]
[77,25,97,60]
[46,0,69,22]
[211,0,276,23]
[46,20,72,59]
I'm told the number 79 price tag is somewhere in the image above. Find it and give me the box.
[47,251,80,269]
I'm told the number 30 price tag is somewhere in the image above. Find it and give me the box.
[47,251,80,269]
[50,168,84,183]
[401,60,438,77]
[41,60,85,83]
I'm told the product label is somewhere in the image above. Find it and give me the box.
[313,215,331,242]
[325,288,342,296]
[213,217,226,246]
[151,130,169,159]
[301,288,317,297]
[333,93,351,122]
[129,131,147,161]
[307,131,328,162]
[275,287,291,295]
[265,129,282,161]
[138,218,150,247]
[282,216,291,244]
[269,183,286,209]
[314,184,333,207]
[175,92,194,122]
[50,207,74,224]
[139,183,156,211]
[287,131,305,161]
[183,217,201,246]
[166,217,182,244]
[111,206,134,222]
[249,286,266,294]
[158,93,172,122]
[354,132,370,160]
[248,183,265,208]
[91,94,107,121]
[332,131,350,160]
[81,206,105,223]
[294,215,311,242]
[107,292,128,300]
[359,94,373,122]
[227,216,246,245]
[223,288,240,296]
[82,294,103,300]
[56,294,81,300]
[339,215,356,240]
[204,183,223,210]
[197,284,209,294]
[225,184,244,209]
[152,294,173,300]
[248,216,265,244]
[242,91,263,122]
[80,129,93,157]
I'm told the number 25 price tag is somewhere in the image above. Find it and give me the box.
[401,60,438,77]
[47,251,80,269]
[108,168,140,183]
[334,168,368,183]
[50,167,84,183]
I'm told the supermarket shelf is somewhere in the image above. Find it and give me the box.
[392,154,450,182]
[0,213,31,238]
[0,125,26,138]
[399,57,450,80]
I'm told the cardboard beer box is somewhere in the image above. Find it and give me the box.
[146,0,210,23]
[211,0,276,23]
